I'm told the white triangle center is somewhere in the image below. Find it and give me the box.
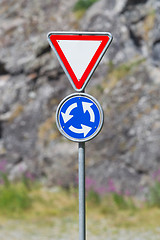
[57,40,101,80]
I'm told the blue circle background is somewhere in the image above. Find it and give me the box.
[58,96,101,141]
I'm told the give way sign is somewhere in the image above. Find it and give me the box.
[48,32,113,92]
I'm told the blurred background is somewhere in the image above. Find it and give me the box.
[0,0,160,239]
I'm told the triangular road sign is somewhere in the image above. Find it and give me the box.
[48,32,113,91]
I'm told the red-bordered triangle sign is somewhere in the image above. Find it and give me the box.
[48,32,113,91]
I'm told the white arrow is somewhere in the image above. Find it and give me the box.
[69,124,92,137]
[61,103,77,123]
[82,102,95,122]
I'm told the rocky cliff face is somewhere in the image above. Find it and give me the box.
[0,0,160,196]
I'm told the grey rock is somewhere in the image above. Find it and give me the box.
[0,0,160,197]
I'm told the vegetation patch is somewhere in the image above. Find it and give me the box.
[73,0,99,11]
[1,164,160,231]
[8,104,24,122]
[0,183,32,215]
[0,182,160,231]
[0,160,35,217]
[102,57,146,91]
[147,170,160,207]
[73,0,99,19]
[143,9,156,41]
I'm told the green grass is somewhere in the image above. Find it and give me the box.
[0,183,32,215]
[112,193,136,210]
[73,0,99,19]
[73,0,99,11]
[147,181,160,207]
[87,190,101,204]
[1,181,160,231]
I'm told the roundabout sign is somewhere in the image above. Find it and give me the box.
[56,93,103,142]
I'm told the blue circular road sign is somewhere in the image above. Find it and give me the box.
[56,93,103,142]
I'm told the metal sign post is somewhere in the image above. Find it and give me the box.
[79,142,86,240]
[47,31,112,240]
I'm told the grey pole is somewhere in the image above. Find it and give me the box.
[78,142,86,240]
